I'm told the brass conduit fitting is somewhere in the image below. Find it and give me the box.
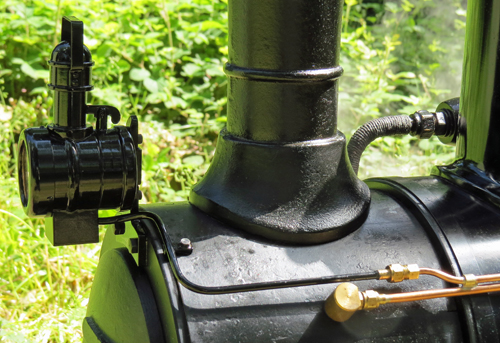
[378,264,420,283]
[325,264,500,322]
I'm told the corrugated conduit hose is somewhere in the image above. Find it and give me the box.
[347,99,460,175]
[347,115,413,175]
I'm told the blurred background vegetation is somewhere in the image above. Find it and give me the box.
[0,0,465,341]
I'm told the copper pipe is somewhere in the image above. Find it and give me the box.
[327,276,500,321]
[477,273,500,283]
[386,283,500,303]
[419,268,500,285]
[419,268,465,284]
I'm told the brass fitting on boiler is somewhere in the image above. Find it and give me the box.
[378,263,420,283]
[324,283,362,322]
[324,283,390,322]
[324,266,500,323]
[463,274,478,289]
[361,289,389,309]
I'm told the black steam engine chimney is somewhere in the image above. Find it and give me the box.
[190,0,370,244]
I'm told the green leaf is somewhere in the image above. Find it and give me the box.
[116,60,131,73]
[182,63,201,77]
[0,69,12,77]
[129,68,151,81]
[206,66,224,77]
[385,2,399,13]
[170,96,188,109]
[11,58,25,65]
[182,155,205,166]
[396,72,416,79]
[143,78,159,94]
[35,69,49,80]
[20,63,37,79]
[96,43,112,59]
[200,20,226,31]
[29,87,47,95]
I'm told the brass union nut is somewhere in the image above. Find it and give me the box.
[406,264,420,280]
[362,290,381,309]
[386,263,420,283]
[362,290,390,310]
[388,264,406,283]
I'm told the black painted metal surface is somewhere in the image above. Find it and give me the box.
[190,0,370,244]
[49,17,94,134]
[140,185,463,342]
[99,212,381,295]
[18,123,138,217]
[190,131,370,244]
[226,0,344,142]
[87,173,500,342]
[370,177,500,343]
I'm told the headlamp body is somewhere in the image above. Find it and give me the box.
[17,16,142,245]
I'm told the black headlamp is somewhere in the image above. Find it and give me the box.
[17,16,142,246]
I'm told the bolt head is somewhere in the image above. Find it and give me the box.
[175,237,193,256]
[180,238,191,247]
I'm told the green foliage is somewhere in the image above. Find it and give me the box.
[0,0,229,204]
[0,0,466,341]
[339,0,465,177]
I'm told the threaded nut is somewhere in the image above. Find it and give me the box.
[385,263,420,283]
[406,264,420,280]
[410,110,435,139]
[387,264,406,283]
[362,290,381,309]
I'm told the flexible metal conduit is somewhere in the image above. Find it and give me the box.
[347,115,413,175]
